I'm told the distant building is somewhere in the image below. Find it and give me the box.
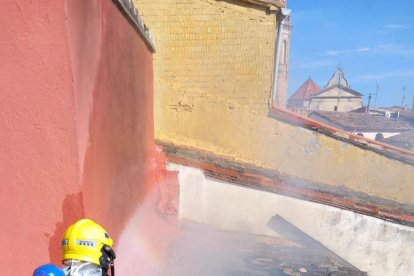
[287,77,320,115]
[288,67,364,113]
[309,111,413,141]
[351,106,401,118]
[310,68,364,112]
[275,9,292,107]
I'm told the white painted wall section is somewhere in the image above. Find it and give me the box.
[169,163,414,276]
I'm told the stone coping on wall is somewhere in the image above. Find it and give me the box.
[113,0,156,52]
[219,0,286,9]
[233,0,286,9]
[160,142,414,227]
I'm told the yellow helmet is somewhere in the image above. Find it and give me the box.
[62,219,115,267]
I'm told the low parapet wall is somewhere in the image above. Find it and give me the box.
[162,143,414,226]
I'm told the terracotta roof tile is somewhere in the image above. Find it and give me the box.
[288,78,321,101]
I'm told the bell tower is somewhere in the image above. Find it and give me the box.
[273,8,292,107]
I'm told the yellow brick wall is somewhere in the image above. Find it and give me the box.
[134,0,277,123]
[156,92,414,205]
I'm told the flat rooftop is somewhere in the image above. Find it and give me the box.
[164,219,367,275]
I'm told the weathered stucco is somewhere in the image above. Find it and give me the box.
[0,1,177,274]
[0,2,82,274]
[173,164,414,275]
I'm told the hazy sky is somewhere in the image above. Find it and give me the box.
[287,0,414,108]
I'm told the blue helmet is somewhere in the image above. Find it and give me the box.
[33,264,65,276]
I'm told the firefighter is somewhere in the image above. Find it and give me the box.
[33,263,65,276]
[61,219,116,276]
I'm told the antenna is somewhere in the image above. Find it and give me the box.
[336,78,342,112]
[368,80,378,111]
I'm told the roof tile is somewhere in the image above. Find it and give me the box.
[288,78,321,101]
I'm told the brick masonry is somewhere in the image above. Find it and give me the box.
[134,0,278,113]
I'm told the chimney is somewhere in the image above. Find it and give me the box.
[367,95,372,114]
[412,92,414,110]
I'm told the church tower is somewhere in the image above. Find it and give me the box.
[325,67,350,88]
[273,8,292,107]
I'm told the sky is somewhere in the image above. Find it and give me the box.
[287,0,414,108]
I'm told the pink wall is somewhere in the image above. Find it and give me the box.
[0,1,82,274]
[0,0,177,274]
[75,1,179,272]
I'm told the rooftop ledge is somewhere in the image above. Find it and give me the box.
[160,142,414,227]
